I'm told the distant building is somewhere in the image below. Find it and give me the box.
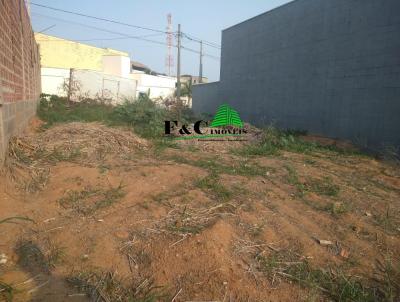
[36,33,176,103]
[130,72,176,101]
[35,33,128,71]
[181,75,208,84]
[35,33,136,103]
[130,61,176,101]
[131,61,151,74]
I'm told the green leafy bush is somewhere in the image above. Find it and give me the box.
[38,95,113,127]
[37,94,198,140]
[236,126,363,157]
[111,95,167,138]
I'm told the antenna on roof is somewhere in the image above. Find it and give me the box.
[165,13,174,76]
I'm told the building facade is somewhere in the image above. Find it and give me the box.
[36,33,137,103]
[35,33,129,71]
[193,0,400,152]
[130,72,176,101]
[181,75,208,85]
[37,33,176,103]
[0,0,41,163]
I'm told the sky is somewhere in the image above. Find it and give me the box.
[30,0,294,82]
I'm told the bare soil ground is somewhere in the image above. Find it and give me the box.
[0,120,399,302]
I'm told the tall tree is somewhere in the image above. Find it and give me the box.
[181,79,193,105]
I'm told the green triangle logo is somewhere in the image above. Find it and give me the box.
[210,104,244,128]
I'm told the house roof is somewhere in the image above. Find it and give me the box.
[131,61,150,71]
[181,74,208,79]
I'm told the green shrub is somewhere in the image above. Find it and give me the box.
[235,127,309,156]
[111,95,167,138]
[38,95,113,126]
[37,94,198,140]
[236,126,363,157]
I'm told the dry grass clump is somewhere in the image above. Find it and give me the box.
[3,122,148,192]
[234,238,400,301]
[154,203,237,236]
[14,239,65,276]
[58,184,125,215]
[67,270,169,302]
[36,122,148,160]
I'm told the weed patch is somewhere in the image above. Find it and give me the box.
[59,184,125,215]
[14,239,65,273]
[15,241,48,272]
[38,96,114,127]
[38,94,197,143]
[282,262,376,302]
[67,270,170,302]
[111,97,167,139]
[151,188,188,207]
[235,126,365,157]
[0,281,13,302]
[235,127,313,157]
[374,205,400,235]
[308,177,340,197]
[328,201,352,217]
[284,165,306,196]
[0,217,34,302]
[195,173,232,202]
[284,166,340,198]
[168,155,271,178]
[231,160,272,177]
[257,250,391,302]
[158,203,235,236]
[152,138,179,154]
[375,257,400,301]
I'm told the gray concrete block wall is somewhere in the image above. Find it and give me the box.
[192,82,221,115]
[0,100,38,161]
[193,0,400,151]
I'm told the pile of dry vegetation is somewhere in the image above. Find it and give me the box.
[4,122,148,192]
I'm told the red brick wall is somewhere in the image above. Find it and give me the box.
[0,0,41,163]
[0,0,41,103]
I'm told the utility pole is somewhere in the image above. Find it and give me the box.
[199,40,203,84]
[67,68,74,104]
[176,24,181,104]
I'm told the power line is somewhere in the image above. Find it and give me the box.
[37,24,56,33]
[181,45,220,60]
[203,54,220,61]
[183,33,221,49]
[32,12,171,47]
[36,35,164,43]
[31,2,168,34]
[182,33,221,49]
[33,12,220,60]
[37,33,165,43]
[31,2,222,50]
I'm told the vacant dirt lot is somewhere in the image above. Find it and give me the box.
[0,120,399,302]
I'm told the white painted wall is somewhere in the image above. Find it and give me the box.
[130,72,176,100]
[73,69,136,104]
[40,67,137,104]
[41,57,177,105]
[41,67,70,96]
[102,55,131,78]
